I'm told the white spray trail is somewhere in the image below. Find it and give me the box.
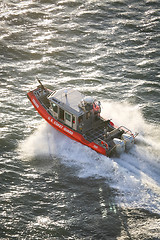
[20,101,160,213]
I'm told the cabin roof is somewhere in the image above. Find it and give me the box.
[48,88,85,116]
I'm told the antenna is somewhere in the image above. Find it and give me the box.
[36,77,45,89]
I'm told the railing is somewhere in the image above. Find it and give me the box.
[118,126,138,138]
[118,126,133,135]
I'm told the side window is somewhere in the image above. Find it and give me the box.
[52,103,58,113]
[65,112,71,122]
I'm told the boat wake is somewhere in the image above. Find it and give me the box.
[20,101,160,214]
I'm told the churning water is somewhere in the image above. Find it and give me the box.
[0,0,160,239]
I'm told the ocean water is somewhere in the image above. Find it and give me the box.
[0,0,160,239]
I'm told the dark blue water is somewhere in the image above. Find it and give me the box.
[0,0,160,239]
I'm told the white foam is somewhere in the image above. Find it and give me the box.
[101,101,145,133]
[20,101,160,213]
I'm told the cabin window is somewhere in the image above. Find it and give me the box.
[52,103,58,113]
[65,112,71,122]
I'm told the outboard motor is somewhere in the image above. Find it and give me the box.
[113,138,125,154]
[122,133,134,150]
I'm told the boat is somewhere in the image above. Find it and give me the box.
[27,80,138,157]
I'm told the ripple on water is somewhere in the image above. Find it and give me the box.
[0,0,160,239]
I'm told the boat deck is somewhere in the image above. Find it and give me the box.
[85,120,106,142]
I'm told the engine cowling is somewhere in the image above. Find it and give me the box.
[122,133,134,150]
[113,138,125,154]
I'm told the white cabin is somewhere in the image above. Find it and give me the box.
[48,88,101,132]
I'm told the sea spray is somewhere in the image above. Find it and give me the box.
[20,101,160,213]
[101,101,145,133]
[19,123,56,161]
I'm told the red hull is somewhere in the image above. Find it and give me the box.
[27,91,107,156]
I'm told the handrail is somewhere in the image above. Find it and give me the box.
[118,126,138,138]
[98,138,107,144]
[118,126,133,135]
